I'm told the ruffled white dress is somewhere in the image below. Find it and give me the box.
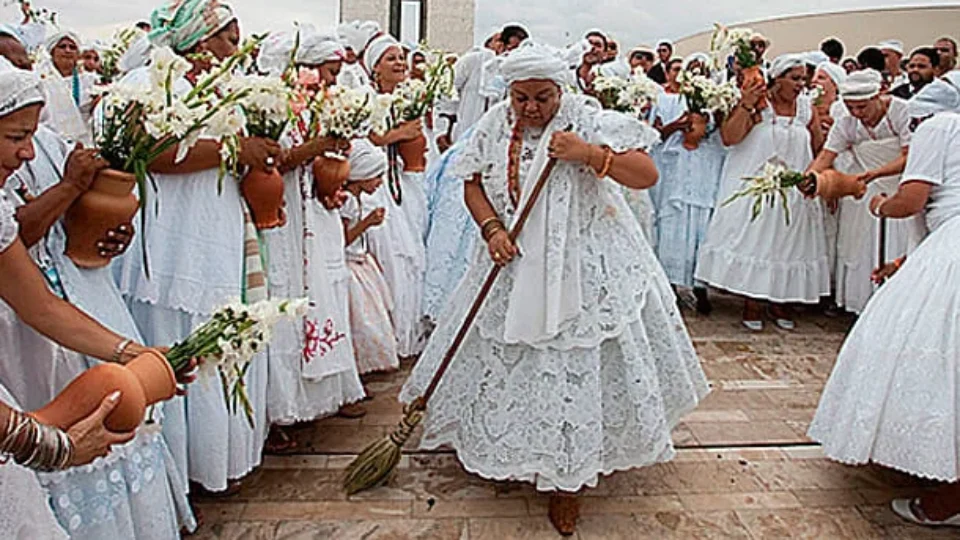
[649,93,727,288]
[400,95,709,492]
[826,98,925,313]
[0,194,69,540]
[342,193,399,374]
[809,112,960,481]
[0,129,195,538]
[696,95,830,303]
[262,146,365,425]
[366,148,428,358]
[116,68,268,492]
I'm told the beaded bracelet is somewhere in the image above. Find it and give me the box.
[595,147,614,178]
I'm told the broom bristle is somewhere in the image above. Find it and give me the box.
[342,406,424,495]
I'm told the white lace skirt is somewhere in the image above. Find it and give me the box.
[808,216,960,481]
[400,276,709,492]
[348,255,399,375]
[128,301,268,492]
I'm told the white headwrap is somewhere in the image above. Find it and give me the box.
[878,39,904,56]
[803,50,829,67]
[337,20,380,53]
[256,31,295,76]
[500,40,573,87]
[363,34,400,72]
[0,24,25,46]
[0,60,45,117]
[347,139,387,181]
[118,34,152,74]
[682,52,710,73]
[298,29,345,66]
[840,68,882,101]
[816,61,846,88]
[768,53,805,79]
[908,73,960,118]
[45,30,81,54]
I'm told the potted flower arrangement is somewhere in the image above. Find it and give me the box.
[32,298,308,431]
[223,73,295,229]
[72,43,255,271]
[710,24,766,110]
[309,85,391,201]
[388,45,455,173]
[676,70,738,150]
[592,72,661,116]
[722,160,866,225]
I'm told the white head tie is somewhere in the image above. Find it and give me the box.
[840,68,882,101]
[0,63,45,118]
[908,74,960,118]
[878,39,904,56]
[816,61,846,88]
[500,41,572,87]
[363,34,400,73]
[337,20,380,53]
[45,30,81,55]
[348,139,387,181]
[768,53,805,79]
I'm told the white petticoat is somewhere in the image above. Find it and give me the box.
[808,215,960,481]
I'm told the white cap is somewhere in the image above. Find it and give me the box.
[878,39,904,55]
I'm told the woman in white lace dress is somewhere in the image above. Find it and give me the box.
[695,54,829,330]
[808,78,960,528]
[399,42,709,536]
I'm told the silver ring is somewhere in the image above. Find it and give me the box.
[265,156,276,167]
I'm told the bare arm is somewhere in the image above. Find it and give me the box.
[0,238,148,363]
[148,140,223,174]
[548,133,659,189]
[721,104,758,146]
[861,148,908,184]
[14,182,82,247]
[870,180,932,219]
[807,149,839,174]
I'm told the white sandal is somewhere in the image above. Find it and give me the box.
[891,498,960,528]
[741,319,763,332]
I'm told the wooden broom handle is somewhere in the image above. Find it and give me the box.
[417,129,572,407]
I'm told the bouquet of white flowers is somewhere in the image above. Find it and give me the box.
[390,45,455,124]
[676,70,738,116]
[722,160,816,224]
[593,72,660,116]
[166,298,308,426]
[710,23,767,110]
[312,86,391,145]
[225,73,294,140]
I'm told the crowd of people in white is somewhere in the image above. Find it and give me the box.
[0,0,958,536]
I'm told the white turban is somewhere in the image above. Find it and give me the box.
[816,61,847,88]
[45,30,81,54]
[500,41,573,87]
[840,68,882,101]
[768,53,805,79]
[298,29,345,66]
[878,39,904,56]
[803,51,829,67]
[0,24,24,46]
[363,34,400,72]
[118,34,152,74]
[682,52,710,72]
[0,61,45,118]
[347,139,387,181]
[909,74,960,118]
[337,20,380,53]
[256,31,295,76]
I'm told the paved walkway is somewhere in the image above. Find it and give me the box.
[193,294,949,539]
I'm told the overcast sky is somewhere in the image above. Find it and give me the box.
[3,0,953,46]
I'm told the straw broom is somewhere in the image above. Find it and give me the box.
[343,135,569,495]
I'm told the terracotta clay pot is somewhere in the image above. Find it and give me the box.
[63,169,139,269]
[814,170,867,200]
[682,113,709,151]
[31,349,176,432]
[241,167,285,230]
[312,154,351,200]
[740,65,768,111]
[397,133,428,173]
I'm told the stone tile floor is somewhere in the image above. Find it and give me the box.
[193,294,951,539]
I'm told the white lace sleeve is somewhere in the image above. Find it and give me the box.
[0,190,20,253]
[447,103,507,180]
[590,109,661,153]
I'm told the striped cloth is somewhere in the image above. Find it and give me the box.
[242,206,268,304]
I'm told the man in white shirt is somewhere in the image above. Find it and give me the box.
[879,39,908,88]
